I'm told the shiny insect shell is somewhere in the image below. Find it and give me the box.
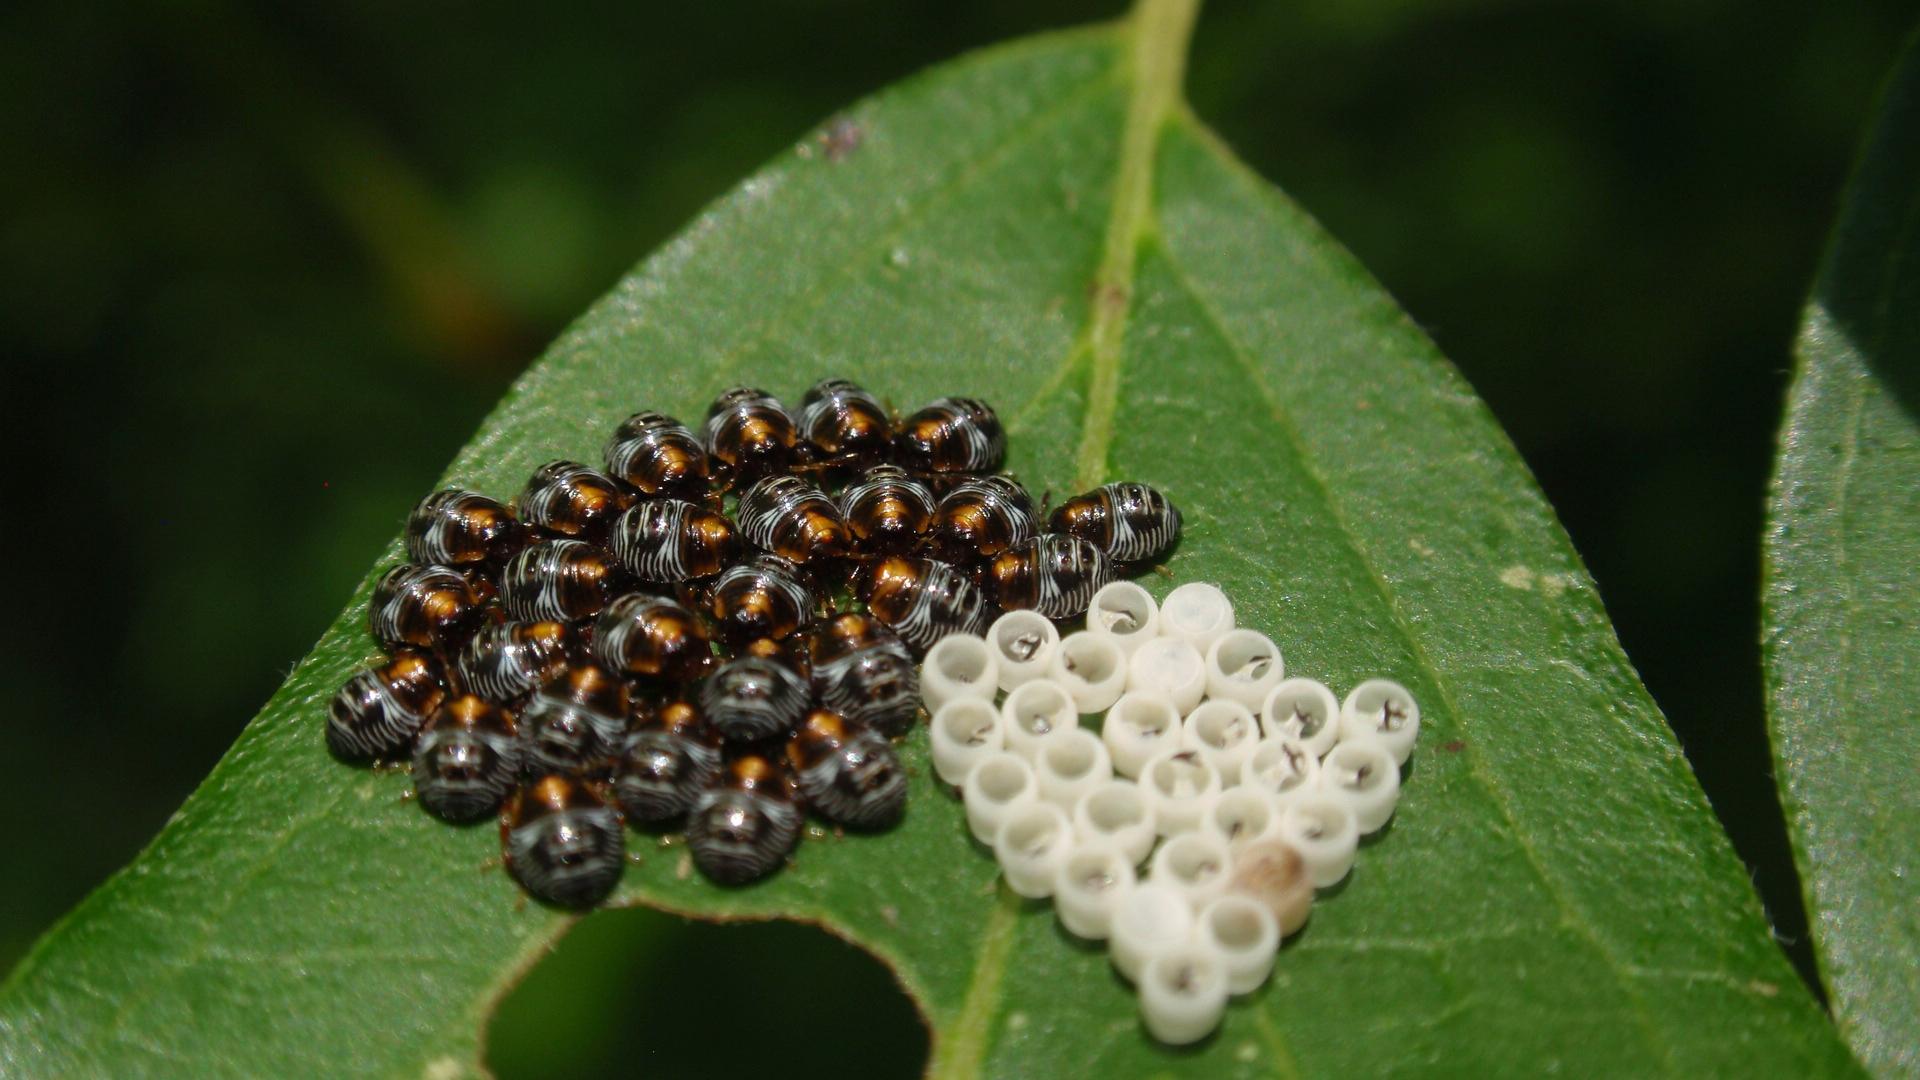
[327,647,447,761]
[603,410,712,500]
[698,655,812,743]
[929,474,1036,564]
[454,619,575,705]
[412,694,522,823]
[592,593,714,684]
[702,386,797,483]
[892,396,1005,475]
[857,555,991,651]
[837,464,936,556]
[983,533,1114,619]
[514,460,634,541]
[501,539,622,623]
[796,377,891,468]
[519,663,630,777]
[735,474,851,566]
[404,489,524,570]
[1048,481,1182,563]
[615,700,722,824]
[739,634,812,681]
[786,709,907,829]
[686,754,803,886]
[808,612,921,737]
[369,563,488,653]
[706,553,814,646]
[609,497,738,583]
[501,774,625,908]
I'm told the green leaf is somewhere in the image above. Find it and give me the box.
[1764,31,1920,1079]
[0,2,1854,1074]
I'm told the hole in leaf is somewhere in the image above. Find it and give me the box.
[488,907,927,1077]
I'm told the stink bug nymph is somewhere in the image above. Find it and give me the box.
[1048,481,1182,563]
[703,387,797,484]
[930,475,1036,565]
[501,774,625,907]
[514,460,634,542]
[735,474,851,567]
[838,463,936,556]
[787,709,907,829]
[706,554,814,646]
[807,612,920,737]
[405,489,525,571]
[609,498,738,583]
[369,564,489,654]
[797,377,892,469]
[893,396,1005,475]
[519,663,630,777]
[327,647,448,761]
[592,593,714,684]
[983,533,1114,619]
[686,754,803,885]
[412,694,522,823]
[500,539,622,623]
[856,555,991,651]
[614,700,722,824]
[604,410,712,501]
[698,655,812,743]
[454,619,576,705]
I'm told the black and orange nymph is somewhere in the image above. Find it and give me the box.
[519,663,630,777]
[609,498,737,583]
[787,709,906,829]
[797,377,891,469]
[501,774,624,907]
[982,533,1113,619]
[592,593,714,685]
[930,474,1035,565]
[405,489,524,571]
[369,564,488,654]
[454,619,575,705]
[501,539,623,623]
[703,387,797,484]
[807,612,920,737]
[604,410,712,501]
[893,396,1005,475]
[704,553,814,647]
[686,754,802,886]
[615,700,722,824]
[1047,481,1181,563]
[855,555,990,651]
[412,694,521,823]
[735,474,850,567]
[699,655,811,743]
[838,464,936,556]
[328,647,448,761]
[514,460,634,542]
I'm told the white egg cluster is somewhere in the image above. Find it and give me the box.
[922,579,1420,1045]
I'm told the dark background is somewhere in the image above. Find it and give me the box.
[4,0,1912,1073]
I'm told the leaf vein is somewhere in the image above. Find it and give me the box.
[1152,234,1683,1075]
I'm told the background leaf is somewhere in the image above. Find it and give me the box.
[0,2,1855,1075]
[1764,30,1920,1079]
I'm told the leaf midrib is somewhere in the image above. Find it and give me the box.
[930,2,1198,1076]
[1071,0,1196,492]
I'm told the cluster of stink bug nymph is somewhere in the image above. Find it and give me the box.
[326,378,1182,908]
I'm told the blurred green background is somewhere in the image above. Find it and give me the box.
[4,0,1912,1073]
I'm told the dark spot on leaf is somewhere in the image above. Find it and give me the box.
[1443,740,1466,753]
[821,118,863,161]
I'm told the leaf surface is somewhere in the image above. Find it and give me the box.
[0,3,1854,1075]
[1764,31,1920,1079]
